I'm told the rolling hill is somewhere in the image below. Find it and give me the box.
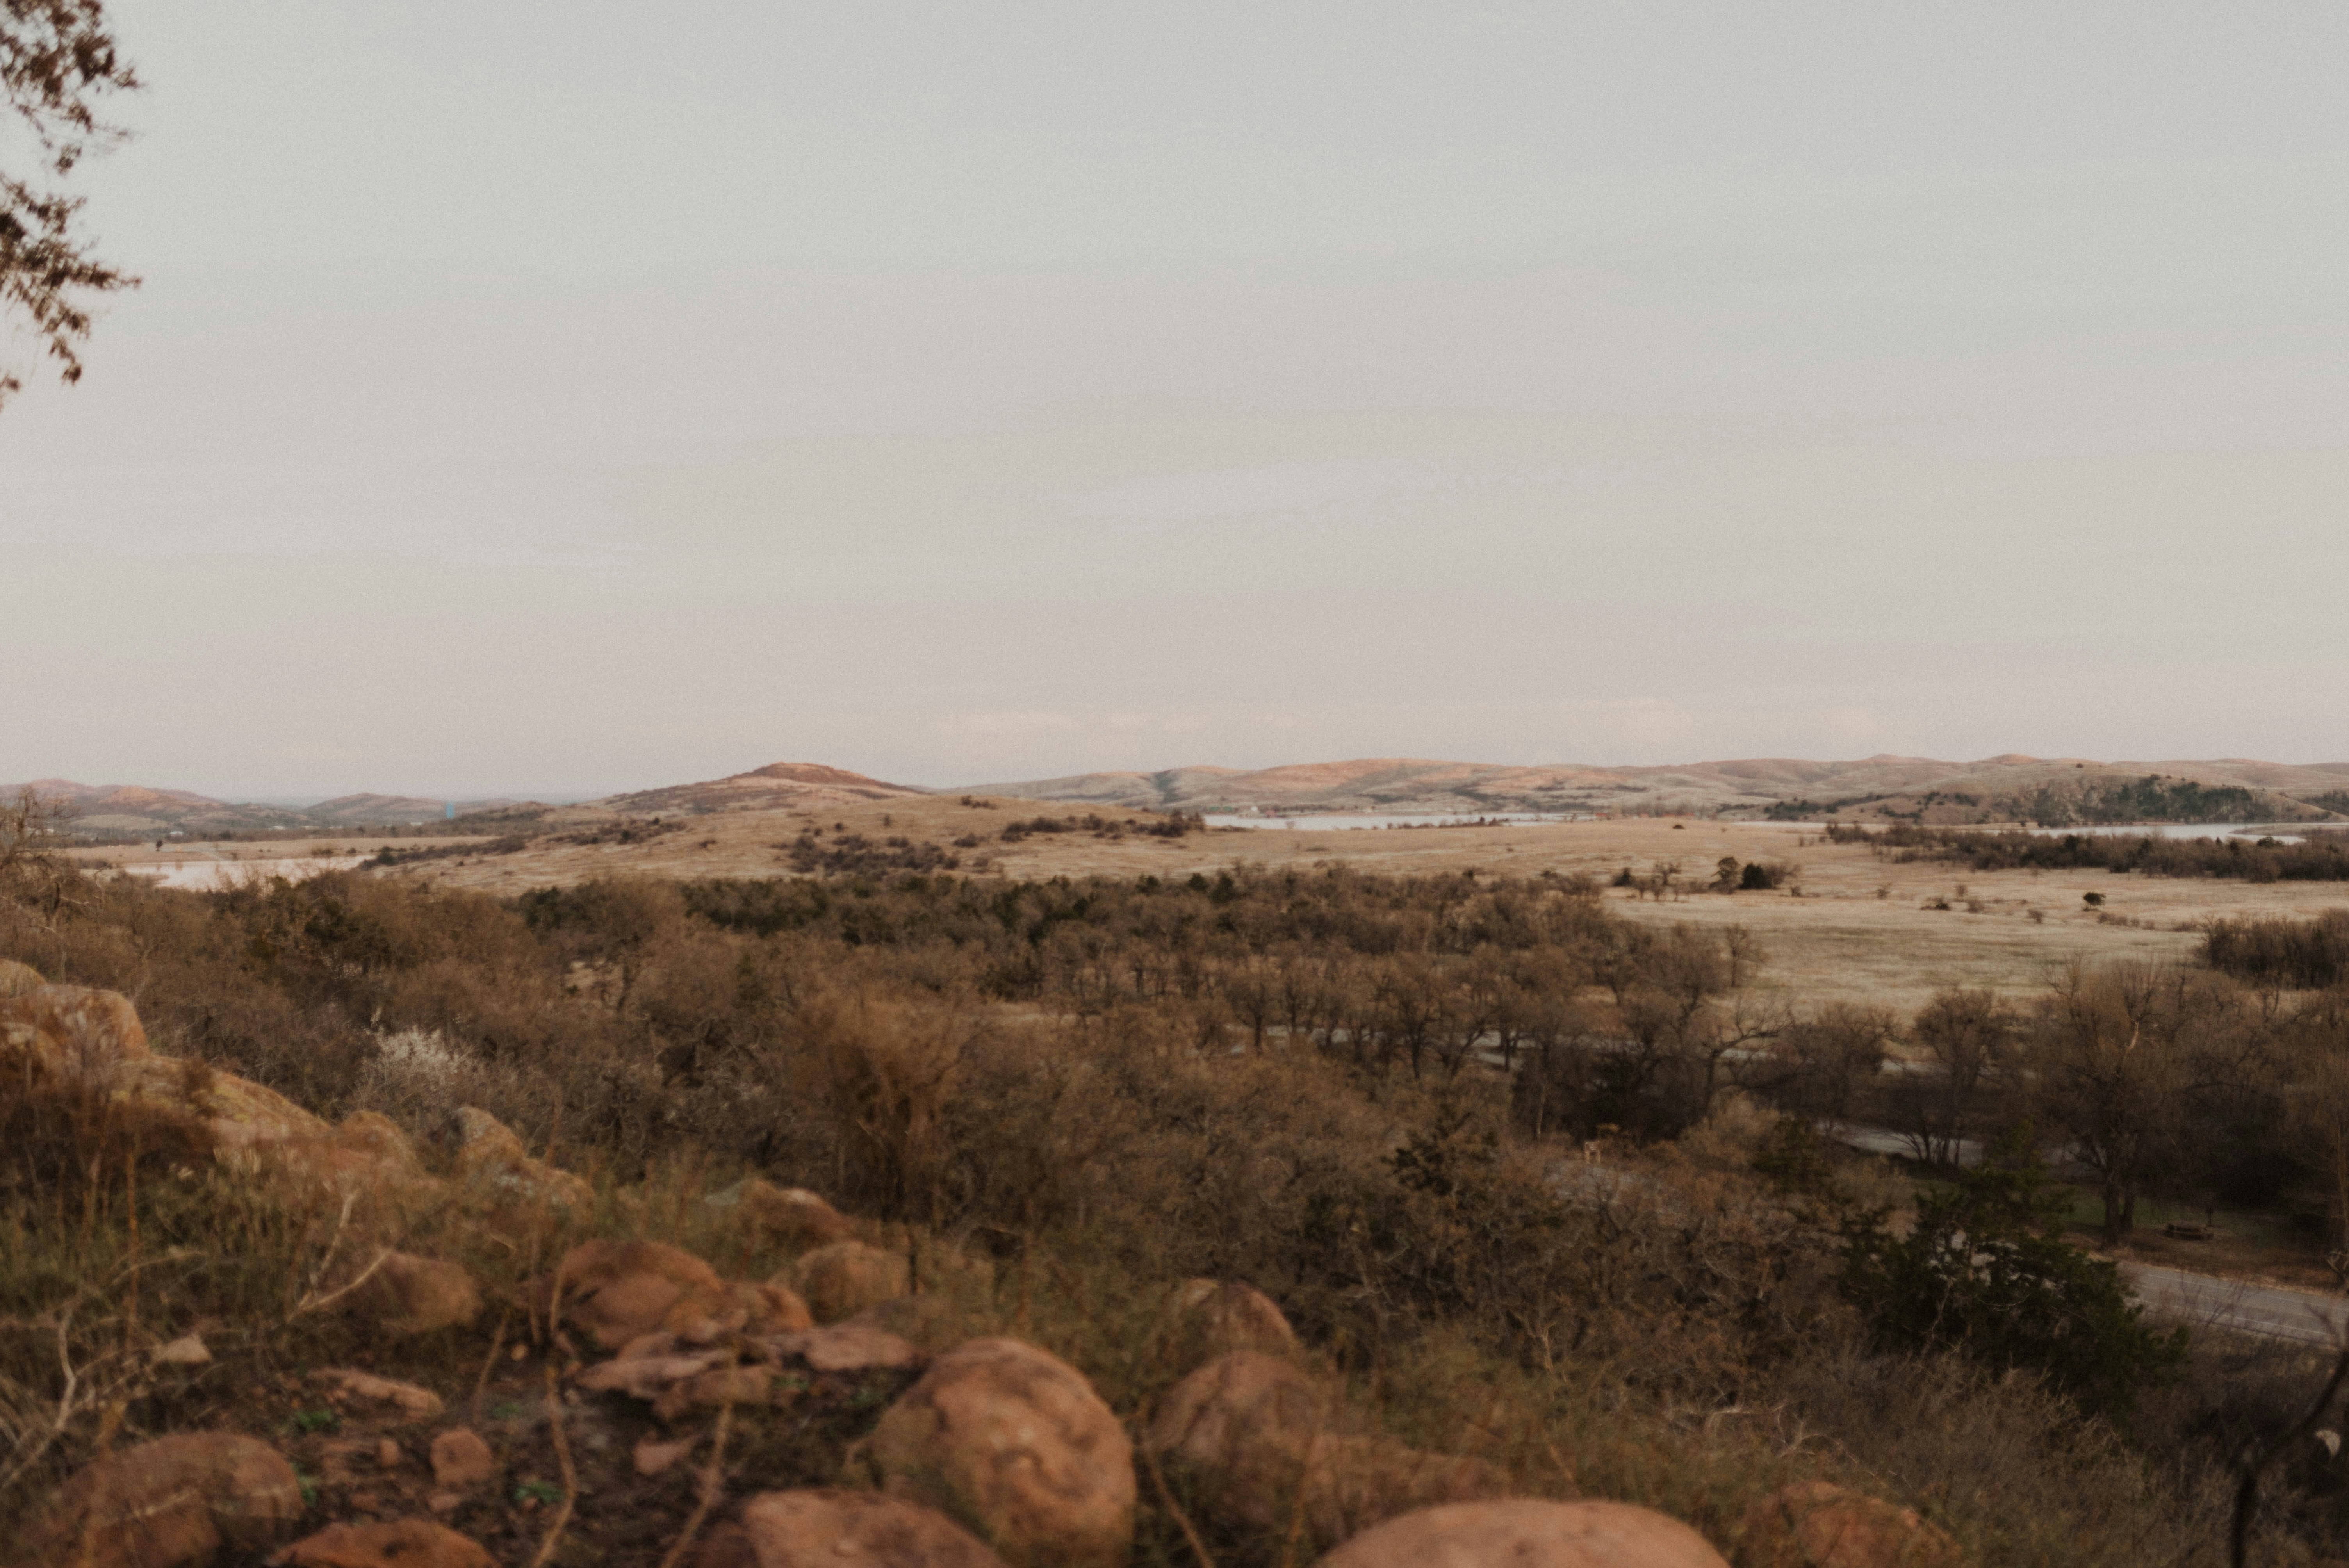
[968,754,2349,824]
[20,754,2349,841]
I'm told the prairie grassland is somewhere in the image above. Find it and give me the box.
[224,802,2346,1017]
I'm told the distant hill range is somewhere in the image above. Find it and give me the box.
[969,754,2349,826]
[10,761,932,840]
[20,753,2349,839]
[9,779,532,837]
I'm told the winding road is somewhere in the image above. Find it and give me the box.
[2126,1264,2349,1347]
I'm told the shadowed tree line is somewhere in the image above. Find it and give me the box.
[1827,821,2349,883]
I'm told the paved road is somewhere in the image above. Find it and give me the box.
[2127,1264,2349,1347]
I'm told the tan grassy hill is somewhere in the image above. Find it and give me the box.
[7,777,286,836]
[596,760,932,815]
[13,780,540,837]
[964,755,1971,815]
[303,792,534,825]
[971,754,2349,823]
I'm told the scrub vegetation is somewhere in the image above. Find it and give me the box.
[5,818,2349,1563]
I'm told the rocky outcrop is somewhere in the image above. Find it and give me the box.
[579,1319,920,1420]
[1739,1482,1964,1568]
[698,1489,1009,1568]
[0,980,150,1074]
[268,1518,496,1567]
[331,1251,482,1338]
[1146,1351,1501,1548]
[447,1106,593,1214]
[871,1338,1134,1568]
[1313,1500,1733,1568]
[540,1238,814,1351]
[790,1240,911,1322]
[28,1432,304,1568]
[1164,1278,1299,1370]
[711,1178,856,1249]
[0,968,438,1213]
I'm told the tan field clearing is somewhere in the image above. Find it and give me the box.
[161,798,2319,1017]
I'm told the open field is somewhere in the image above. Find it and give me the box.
[53,804,2349,1014]
[116,799,2329,1017]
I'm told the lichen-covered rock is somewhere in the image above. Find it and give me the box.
[704,1489,1008,1568]
[336,1251,482,1338]
[28,1432,303,1568]
[447,1106,592,1214]
[545,1238,728,1349]
[1145,1349,1326,1462]
[790,1240,910,1323]
[712,1178,855,1249]
[102,1056,331,1149]
[0,982,149,1075]
[331,1112,426,1176]
[540,1239,811,1351]
[1165,1279,1298,1369]
[1146,1351,1500,1547]
[871,1337,1134,1568]
[1739,1482,1964,1568]
[1314,1500,1733,1568]
[269,1517,496,1567]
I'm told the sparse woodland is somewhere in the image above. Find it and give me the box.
[5,805,2349,1564]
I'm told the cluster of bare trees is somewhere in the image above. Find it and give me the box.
[1867,965,2349,1246]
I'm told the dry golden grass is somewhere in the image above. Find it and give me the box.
[287,804,2349,1017]
[62,803,2349,1016]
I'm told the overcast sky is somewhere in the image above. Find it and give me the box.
[2,2,2345,797]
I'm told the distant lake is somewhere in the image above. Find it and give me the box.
[1210,812,1589,832]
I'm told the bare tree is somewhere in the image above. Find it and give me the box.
[2028,963,2261,1242]
[3,2,140,404]
[1887,989,2013,1167]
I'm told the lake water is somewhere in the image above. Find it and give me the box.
[118,855,366,891]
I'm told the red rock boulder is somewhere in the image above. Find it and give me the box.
[1739,1482,1964,1568]
[1146,1351,1500,1547]
[269,1517,495,1567]
[1314,1500,1732,1568]
[542,1238,813,1351]
[789,1240,911,1323]
[872,1338,1134,1568]
[0,982,148,1075]
[697,1489,1007,1568]
[28,1432,303,1568]
[1165,1278,1299,1368]
[717,1179,856,1249]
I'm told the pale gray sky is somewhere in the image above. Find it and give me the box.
[3,2,2345,796]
